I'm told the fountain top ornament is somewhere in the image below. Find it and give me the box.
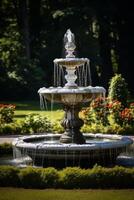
[53,29,91,88]
[64,28,76,58]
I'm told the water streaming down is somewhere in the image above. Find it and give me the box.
[76,60,91,87]
[54,59,91,87]
[54,63,65,87]
[12,29,133,168]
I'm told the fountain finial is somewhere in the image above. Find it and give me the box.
[64,29,76,58]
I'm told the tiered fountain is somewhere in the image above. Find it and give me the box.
[13,29,133,168]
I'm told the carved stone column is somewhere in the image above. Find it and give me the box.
[60,105,85,144]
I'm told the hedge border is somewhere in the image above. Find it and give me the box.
[0,165,134,189]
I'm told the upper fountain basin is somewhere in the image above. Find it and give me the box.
[38,86,106,105]
[54,58,89,69]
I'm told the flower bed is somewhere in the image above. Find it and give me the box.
[81,98,134,135]
[0,104,16,123]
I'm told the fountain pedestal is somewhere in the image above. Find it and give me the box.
[60,105,85,144]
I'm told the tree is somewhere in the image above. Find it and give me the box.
[13,0,30,58]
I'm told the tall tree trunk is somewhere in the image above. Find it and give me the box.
[116,2,134,94]
[29,0,41,58]
[19,0,30,59]
[13,0,31,59]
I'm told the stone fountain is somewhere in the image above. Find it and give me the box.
[13,29,133,168]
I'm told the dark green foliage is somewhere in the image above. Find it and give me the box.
[0,166,20,187]
[0,165,134,189]
[0,122,22,135]
[39,167,60,188]
[18,167,42,188]
[0,143,13,155]
[108,74,129,107]
[60,167,87,189]
[60,166,134,189]
[0,0,134,100]
[18,167,59,189]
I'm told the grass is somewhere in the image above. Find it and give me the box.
[0,101,64,122]
[0,188,134,200]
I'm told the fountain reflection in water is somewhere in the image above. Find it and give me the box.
[12,29,133,168]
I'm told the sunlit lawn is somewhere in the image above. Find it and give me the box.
[0,188,134,200]
[15,110,64,122]
[1,101,64,122]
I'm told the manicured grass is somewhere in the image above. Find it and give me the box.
[15,110,64,122]
[0,101,64,122]
[0,188,134,200]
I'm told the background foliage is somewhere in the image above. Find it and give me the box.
[0,0,134,100]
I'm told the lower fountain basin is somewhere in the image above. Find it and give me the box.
[13,134,133,168]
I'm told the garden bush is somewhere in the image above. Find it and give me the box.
[18,167,42,188]
[0,165,134,188]
[108,74,129,107]
[39,167,60,188]
[0,122,22,135]
[22,113,52,133]
[0,166,20,187]
[0,114,53,135]
[52,121,64,133]
[81,97,134,135]
[60,167,87,189]
[19,167,60,189]
[0,104,16,123]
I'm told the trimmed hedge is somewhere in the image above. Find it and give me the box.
[0,166,20,186]
[0,165,134,189]
[0,143,13,155]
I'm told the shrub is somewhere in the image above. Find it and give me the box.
[0,166,134,188]
[40,167,60,188]
[0,122,22,135]
[108,74,129,107]
[0,143,13,155]
[120,106,134,126]
[81,124,105,133]
[22,113,52,133]
[18,167,42,188]
[52,121,64,133]
[107,100,123,125]
[81,96,134,134]
[60,167,88,189]
[0,104,16,123]
[81,97,109,126]
[0,166,20,187]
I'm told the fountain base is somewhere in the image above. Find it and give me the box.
[60,105,85,144]
[30,147,123,169]
[60,131,85,144]
[12,134,133,169]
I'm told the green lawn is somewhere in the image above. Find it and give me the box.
[0,101,64,122]
[0,188,134,200]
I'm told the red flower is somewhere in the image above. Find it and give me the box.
[0,104,16,109]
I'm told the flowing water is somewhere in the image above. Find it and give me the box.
[54,60,91,87]
[1,138,134,168]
